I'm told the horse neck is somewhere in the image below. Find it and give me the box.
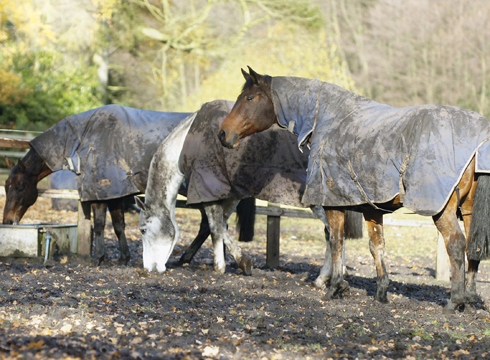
[22,148,53,182]
[273,77,369,137]
[145,112,197,210]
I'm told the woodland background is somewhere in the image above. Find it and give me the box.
[1,0,489,131]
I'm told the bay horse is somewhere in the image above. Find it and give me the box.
[218,67,490,312]
[2,105,255,266]
[136,100,361,280]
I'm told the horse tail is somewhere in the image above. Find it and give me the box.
[468,174,490,260]
[236,197,256,242]
[344,210,363,239]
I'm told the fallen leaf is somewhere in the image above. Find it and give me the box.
[60,324,72,333]
[202,346,219,357]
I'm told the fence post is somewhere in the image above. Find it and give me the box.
[266,204,281,268]
[77,201,92,257]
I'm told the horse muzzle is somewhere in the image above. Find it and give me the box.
[218,130,238,149]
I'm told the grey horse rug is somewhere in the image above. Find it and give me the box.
[180,100,309,207]
[31,105,192,201]
[269,77,490,216]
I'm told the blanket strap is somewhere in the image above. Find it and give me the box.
[64,154,81,175]
[347,160,392,212]
[398,154,410,203]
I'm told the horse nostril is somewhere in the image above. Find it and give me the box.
[218,129,226,143]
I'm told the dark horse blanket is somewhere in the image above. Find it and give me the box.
[31,105,192,201]
[270,77,490,215]
[180,100,309,207]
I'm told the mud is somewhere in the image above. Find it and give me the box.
[0,204,489,359]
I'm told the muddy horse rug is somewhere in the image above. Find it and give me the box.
[30,105,192,201]
[180,100,309,208]
[269,77,490,216]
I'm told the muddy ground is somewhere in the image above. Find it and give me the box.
[0,197,490,359]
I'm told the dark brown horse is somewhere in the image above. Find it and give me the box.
[4,153,132,265]
[218,67,490,312]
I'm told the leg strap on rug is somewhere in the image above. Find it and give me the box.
[347,160,393,212]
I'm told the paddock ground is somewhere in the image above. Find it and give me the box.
[0,196,489,359]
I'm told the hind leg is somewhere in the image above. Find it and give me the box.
[108,198,130,265]
[324,210,349,299]
[92,202,108,266]
[364,210,389,303]
[433,193,467,312]
[460,161,479,302]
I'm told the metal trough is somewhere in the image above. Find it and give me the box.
[0,223,77,260]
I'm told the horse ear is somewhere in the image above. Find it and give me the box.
[17,159,26,172]
[241,68,251,81]
[247,66,259,84]
[5,157,15,169]
[134,196,146,211]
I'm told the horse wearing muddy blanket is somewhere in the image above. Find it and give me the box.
[138,99,356,283]
[218,67,490,312]
[2,105,254,266]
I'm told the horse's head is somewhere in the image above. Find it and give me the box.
[3,158,39,224]
[135,195,180,273]
[218,67,277,149]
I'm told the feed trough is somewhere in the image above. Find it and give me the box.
[0,223,77,261]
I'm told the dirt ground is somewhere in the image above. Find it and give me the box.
[1,197,490,360]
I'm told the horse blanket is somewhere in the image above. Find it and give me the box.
[31,105,192,201]
[180,100,309,207]
[270,77,490,215]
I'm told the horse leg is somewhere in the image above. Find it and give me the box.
[203,200,253,275]
[311,205,332,288]
[364,210,389,303]
[460,160,479,302]
[221,198,253,275]
[179,209,211,264]
[203,203,227,274]
[108,198,131,265]
[433,193,467,312]
[324,210,349,299]
[91,202,108,266]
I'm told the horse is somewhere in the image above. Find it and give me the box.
[2,104,255,266]
[136,99,362,283]
[218,67,490,312]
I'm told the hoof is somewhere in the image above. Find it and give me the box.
[214,264,226,275]
[91,256,104,267]
[118,256,130,266]
[313,277,327,289]
[443,300,464,314]
[239,256,253,276]
[339,280,350,294]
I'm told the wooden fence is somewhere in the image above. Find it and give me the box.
[0,132,451,280]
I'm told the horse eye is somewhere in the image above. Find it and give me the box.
[140,229,146,235]
[246,96,254,102]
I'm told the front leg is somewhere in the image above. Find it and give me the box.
[91,202,108,266]
[203,203,226,274]
[324,210,349,299]
[108,198,130,265]
[364,210,389,303]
